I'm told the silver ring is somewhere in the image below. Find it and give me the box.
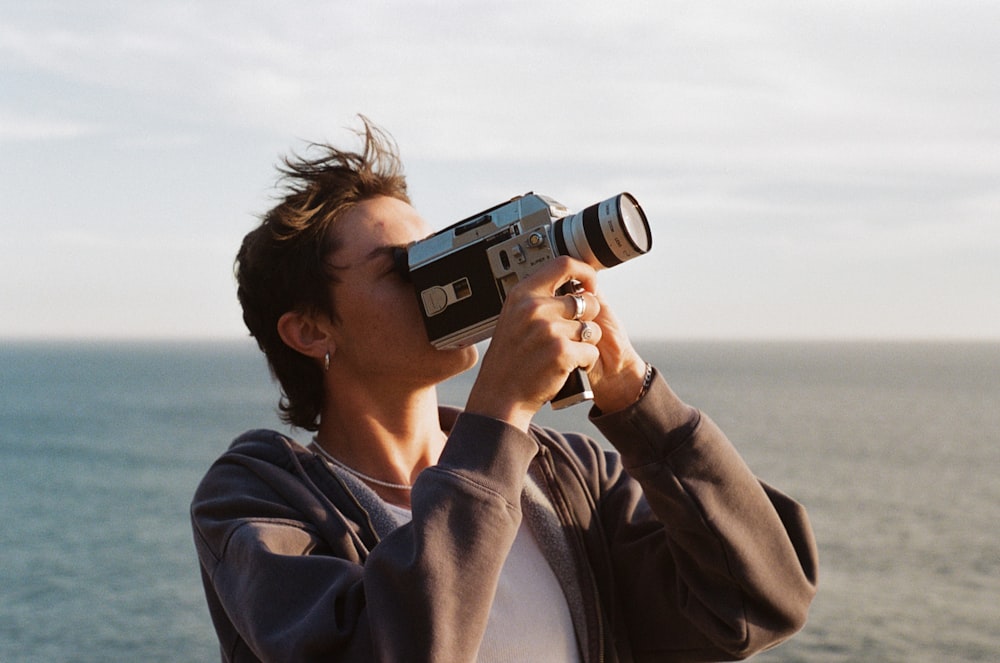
[579,321,595,342]
[570,294,587,320]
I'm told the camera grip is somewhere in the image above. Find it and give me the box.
[551,367,594,410]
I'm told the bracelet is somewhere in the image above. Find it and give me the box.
[635,362,654,403]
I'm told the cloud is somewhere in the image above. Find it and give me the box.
[5,3,996,158]
[1,1,998,338]
[0,112,102,141]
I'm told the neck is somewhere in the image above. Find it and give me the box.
[315,381,446,505]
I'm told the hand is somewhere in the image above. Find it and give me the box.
[465,257,604,430]
[586,289,647,414]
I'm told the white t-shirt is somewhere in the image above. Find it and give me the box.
[385,503,582,662]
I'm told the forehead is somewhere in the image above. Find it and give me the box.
[332,196,430,261]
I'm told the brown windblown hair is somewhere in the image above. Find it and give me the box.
[236,117,410,430]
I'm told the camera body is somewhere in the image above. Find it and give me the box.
[399,192,650,350]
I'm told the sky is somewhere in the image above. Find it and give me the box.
[2,1,998,341]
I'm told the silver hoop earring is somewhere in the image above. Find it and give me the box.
[324,351,331,372]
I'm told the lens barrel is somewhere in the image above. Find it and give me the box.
[554,193,651,269]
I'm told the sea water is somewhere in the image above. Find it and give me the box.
[1,340,997,661]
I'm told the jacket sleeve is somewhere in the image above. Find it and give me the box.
[190,416,540,663]
[587,367,819,661]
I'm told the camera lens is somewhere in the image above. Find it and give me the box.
[618,195,651,254]
[554,193,651,269]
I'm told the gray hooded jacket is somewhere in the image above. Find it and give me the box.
[191,369,818,662]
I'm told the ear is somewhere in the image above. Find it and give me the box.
[276,310,335,362]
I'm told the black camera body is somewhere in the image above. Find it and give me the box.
[399,192,651,350]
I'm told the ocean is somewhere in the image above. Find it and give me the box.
[1,340,997,662]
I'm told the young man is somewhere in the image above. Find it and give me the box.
[191,119,818,662]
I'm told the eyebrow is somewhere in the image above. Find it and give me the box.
[366,245,401,262]
[327,244,403,271]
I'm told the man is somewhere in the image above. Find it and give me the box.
[191,118,818,662]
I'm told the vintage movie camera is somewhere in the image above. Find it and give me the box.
[396,192,651,407]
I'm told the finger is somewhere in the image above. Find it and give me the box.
[569,323,602,375]
[574,320,602,345]
[591,289,633,338]
[563,291,601,321]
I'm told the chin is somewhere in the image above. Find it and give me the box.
[441,344,480,377]
[412,340,479,387]
[457,344,480,371]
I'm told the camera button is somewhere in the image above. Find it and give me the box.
[527,231,546,248]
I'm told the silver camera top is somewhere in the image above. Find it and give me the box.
[400,192,650,351]
[406,193,566,271]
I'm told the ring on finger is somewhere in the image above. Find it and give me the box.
[578,321,595,342]
[569,293,587,320]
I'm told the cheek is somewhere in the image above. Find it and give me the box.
[368,285,424,332]
[335,278,426,342]
[387,281,424,319]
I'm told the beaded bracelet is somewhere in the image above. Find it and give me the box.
[635,362,654,403]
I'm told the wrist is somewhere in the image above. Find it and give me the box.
[592,359,650,414]
[464,390,535,433]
